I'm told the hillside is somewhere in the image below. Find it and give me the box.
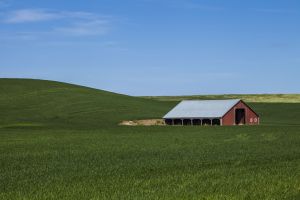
[0,79,174,129]
[1,79,300,199]
[1,79,299,128]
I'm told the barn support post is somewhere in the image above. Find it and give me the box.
[191,119,193,126]
[210,119,212,126]
[181,119,183,126]
[201,119,203,126]
[172,119,174,125]
[220,118,223,126]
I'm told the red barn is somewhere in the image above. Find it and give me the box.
[163,99,259,126]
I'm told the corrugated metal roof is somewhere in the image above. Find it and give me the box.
[163,99,241,119]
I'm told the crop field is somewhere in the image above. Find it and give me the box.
[143,94,300,103]
[0,79,300,199]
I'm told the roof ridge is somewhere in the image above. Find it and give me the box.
[182,99,241,101]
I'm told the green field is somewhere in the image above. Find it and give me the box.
[1,79,300,200]
[142,94,300,103]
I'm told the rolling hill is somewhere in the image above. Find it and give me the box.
[0,78,300,200]
[0,79,174,129]
[0,79,299,128]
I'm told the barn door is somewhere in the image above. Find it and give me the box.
[235,109,245,125]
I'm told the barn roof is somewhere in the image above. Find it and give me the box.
[163,99,241,119]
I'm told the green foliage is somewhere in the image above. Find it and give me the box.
[0,79,300,200]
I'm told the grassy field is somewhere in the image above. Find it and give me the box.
[0,79,300,200]
[142,94,300,103]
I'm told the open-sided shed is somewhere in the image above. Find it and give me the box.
[163,99,259,126]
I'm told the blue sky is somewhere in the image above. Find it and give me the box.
[0,0,299,95]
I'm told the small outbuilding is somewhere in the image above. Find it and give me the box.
[163,99,259,126]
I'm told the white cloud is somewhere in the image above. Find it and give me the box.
[1,9,113,37]
[4,9,60,23]
[55,19,110,36]
[2,9,104,23]
[61,11,98,20]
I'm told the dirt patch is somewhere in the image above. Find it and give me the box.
[119,119,165,126]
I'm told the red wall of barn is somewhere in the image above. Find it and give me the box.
[222,101,259,126]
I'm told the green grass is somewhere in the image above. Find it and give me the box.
[0,79,300,200]
[0,78,174,129]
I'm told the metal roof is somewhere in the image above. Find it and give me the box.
[163,99,241,119]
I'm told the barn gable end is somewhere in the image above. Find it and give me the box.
[222,100,259,126]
